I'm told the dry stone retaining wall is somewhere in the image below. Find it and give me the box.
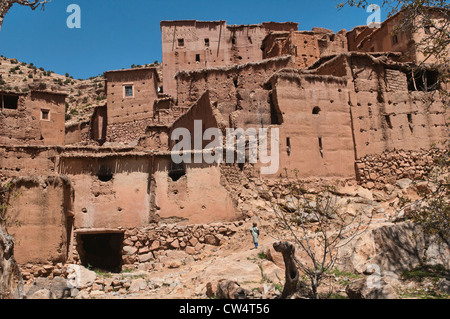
[119,221,242,267]
[356,148,443,189]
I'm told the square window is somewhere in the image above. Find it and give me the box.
[124,85,133,97]
[2,95,19,110]
[204,38,210,46]
[41,109,50,120]
[178,38,184,47]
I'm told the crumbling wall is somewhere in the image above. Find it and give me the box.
[168,91,220,149]
[263,29,348,70]
[176,56,294,130]
[161,20,298,97]
[65,121,91,146]
[351,13,416,62]
[0,146,59,179]
[106,118,153,144]
[138,125,170,151]
[5,176,72,266]
[348,55,448,158]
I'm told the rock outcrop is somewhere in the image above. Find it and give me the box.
[0,224,24,299]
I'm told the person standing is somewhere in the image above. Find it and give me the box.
[250,222,260,249]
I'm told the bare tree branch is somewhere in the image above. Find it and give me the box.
[0,0,51,31]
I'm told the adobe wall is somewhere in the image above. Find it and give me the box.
[267,71,356,178]
[0,146,59,179]
[175,56,295,130]
[0,91,66,146]
[347,55,447,159]
[105,68,159,125]
[104,68,159,143]
[168,92,219,150]
[161,20,298,97]
[65,121,91,146]
[58,155,152,230]
[350,10,448,64]
[5,176,72,265]
[137,125,170,151]
[357,16,415,61]
[153,156,240,225]
[263,29,348,69]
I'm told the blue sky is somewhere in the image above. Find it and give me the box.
[0,0,387,79]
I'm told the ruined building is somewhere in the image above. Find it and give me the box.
[0,10,448,276]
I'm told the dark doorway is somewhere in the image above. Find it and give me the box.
[78,233,124,272]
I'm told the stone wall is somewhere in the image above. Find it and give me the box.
[356,148,443,189]
[106,119,151,144]
[19,220,244,283]
[118,221,242,268]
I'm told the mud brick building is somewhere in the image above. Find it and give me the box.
[0,10,448,274]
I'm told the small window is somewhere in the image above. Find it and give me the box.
[204,38,210,46]
[424,25,432,35]
[124,85,133,97]
[97,166,113,182]
[392,34,399,45]
[178,38,185,47]
[169,161,186,182]
[41,109,50,120]
[196,54,200,62]
[312,106,321,115]
[385,115,393,129]
[286,137,291,156]
[407,114,414,133]
[318,137,324,158]
[231,37,236,45]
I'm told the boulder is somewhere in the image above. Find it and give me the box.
[28,288,56,300]
[216,280,249,299]
[338,222,434,275]
[129,278,147,292]
[396,178,412,190]
[66,265,96,289]
[438,279,450,295]
[346,277,398,299]
[196,259,262,284]
[0,224,24,299]
[122,246,138,255]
